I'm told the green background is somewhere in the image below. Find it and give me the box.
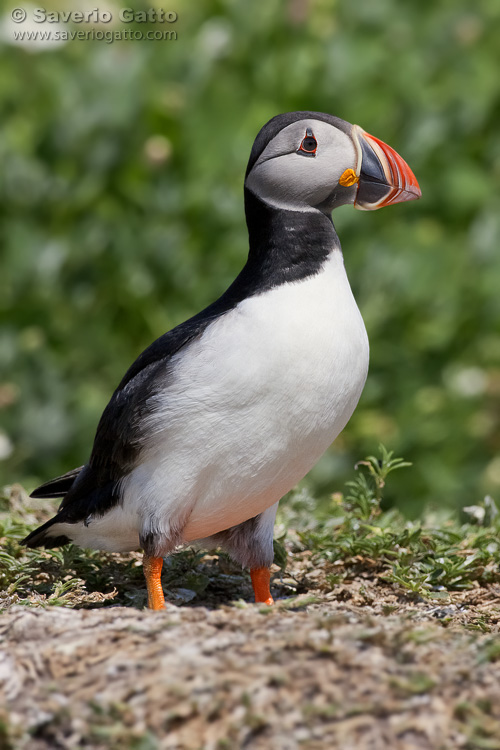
[1,0,500,516]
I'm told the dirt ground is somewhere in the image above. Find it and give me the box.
[2,555,500,750]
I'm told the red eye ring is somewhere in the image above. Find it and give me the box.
[298,129,317,156]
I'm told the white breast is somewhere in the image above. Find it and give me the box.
[119,248,369,547]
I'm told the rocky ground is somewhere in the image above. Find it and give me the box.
[2,556,500,750]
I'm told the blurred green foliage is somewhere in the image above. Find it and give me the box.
[1,0,500,514]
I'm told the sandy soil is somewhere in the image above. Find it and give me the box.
[2,566,500,750]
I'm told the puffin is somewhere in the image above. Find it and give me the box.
[23,112,421,609]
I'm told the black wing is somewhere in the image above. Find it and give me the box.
[25,281,250,537]
[30,465,84,498]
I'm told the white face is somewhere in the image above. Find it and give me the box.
[245,119,358,213]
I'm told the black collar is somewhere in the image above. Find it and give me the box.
[219,189,338,303]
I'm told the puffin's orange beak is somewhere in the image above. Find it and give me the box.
[352,124,421,210]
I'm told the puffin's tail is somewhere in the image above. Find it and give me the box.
[22,466,83,548]
[29,466,83,498]
[22,516,71,549]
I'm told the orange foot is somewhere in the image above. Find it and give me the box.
[143,553,166,610]
[250,566,274,605]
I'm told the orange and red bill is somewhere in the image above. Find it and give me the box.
[352,124,421,210]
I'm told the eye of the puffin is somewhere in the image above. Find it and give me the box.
[297,128,317,157]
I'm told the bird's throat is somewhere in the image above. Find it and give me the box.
[243,189,340,288]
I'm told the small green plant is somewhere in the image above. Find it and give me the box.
[295,446,500,600]
[343,445,412,521]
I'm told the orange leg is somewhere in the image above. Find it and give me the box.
[250,566,274,605]
[143,553,166,610]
